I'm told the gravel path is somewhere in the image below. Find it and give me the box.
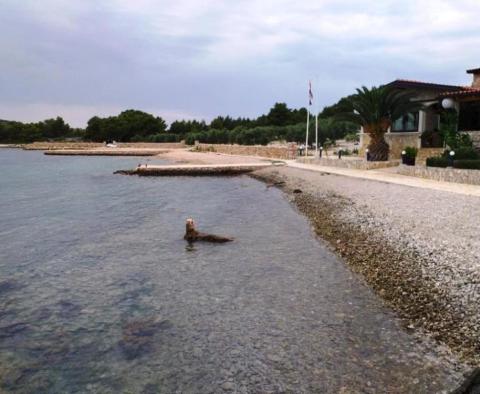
[252,166,480,365]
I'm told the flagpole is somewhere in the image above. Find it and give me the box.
[305,108,309,157]
[314,76,319,156]
[306,80,313,157]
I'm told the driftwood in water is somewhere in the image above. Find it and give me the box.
[184,218,233,243]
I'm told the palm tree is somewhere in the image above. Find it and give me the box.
[337,85,423,161]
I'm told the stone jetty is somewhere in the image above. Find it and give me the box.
[44,149,167,156]
[115,163,277,176]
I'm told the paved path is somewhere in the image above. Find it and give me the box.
[286,160,480,197]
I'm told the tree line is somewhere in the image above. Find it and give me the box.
[0,117,83,143]
[0,101,357,145]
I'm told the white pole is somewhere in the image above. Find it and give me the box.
[315,113,318,156]
[305,108,309,156]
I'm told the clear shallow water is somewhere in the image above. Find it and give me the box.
[0,150,462,393]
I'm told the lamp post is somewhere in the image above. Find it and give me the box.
[441,98,459,148]
[319,146,323,158]
[365,148,370,162]
[401,150,406,165]
[448,150,455,167]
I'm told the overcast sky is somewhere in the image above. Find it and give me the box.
[1,0,479,127]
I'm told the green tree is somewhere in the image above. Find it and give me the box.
[39,117,71,139]
[267,103,291,126]
[85,110,166,142]
[336,86,422,161]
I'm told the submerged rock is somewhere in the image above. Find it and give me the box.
[57,300,82,319]
[0,322,30,339]
[0,280,20,295]
[118,318,173,360]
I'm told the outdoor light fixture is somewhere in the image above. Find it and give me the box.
[401,150,406,155]
[442,98,456,110]
[448,150,455,167]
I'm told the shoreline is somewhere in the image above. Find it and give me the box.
[4,149,478,369]
[250,166,480,367]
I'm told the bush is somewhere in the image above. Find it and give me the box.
[426,157,448,167]
[404,146,418,158]
[443,147,480,160]
[453,160,480,170]
[344,132,359,142]
[131,133,180,142]
[185,132,205,145]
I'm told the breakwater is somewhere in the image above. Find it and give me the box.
[115,163,274,176]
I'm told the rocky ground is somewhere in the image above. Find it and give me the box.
[251,166,480,367]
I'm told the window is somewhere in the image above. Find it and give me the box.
[392,112,419,132]
[458,101,480,131]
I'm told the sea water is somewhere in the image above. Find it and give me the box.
[0,149,461,393]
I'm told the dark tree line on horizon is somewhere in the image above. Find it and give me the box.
[0,100,357,145]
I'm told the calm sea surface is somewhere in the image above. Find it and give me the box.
[0,149,461,393]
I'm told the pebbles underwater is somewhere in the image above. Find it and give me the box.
[252,167,480,368]
[0,150,474,392]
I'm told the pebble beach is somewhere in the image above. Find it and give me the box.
[251,165,480,366]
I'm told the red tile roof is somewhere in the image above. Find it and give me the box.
[440,88,480,98]
[387,79,467,91]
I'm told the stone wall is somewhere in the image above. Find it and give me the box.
[195,144,294,159]
[297,157,400,170]
[23,141,185,150]
[465,131,480,148]
[360,132,421,159]
[397,165,480,186]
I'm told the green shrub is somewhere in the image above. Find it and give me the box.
[344,132,359,142]
[426,156,448,167]
[404,146,418,158]
[185,132,206,145]
[338,148,352,155]
[453,160,480,170]
[443,147,480,160]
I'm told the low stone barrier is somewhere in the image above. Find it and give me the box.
[398,164,480,186]
[24,142,102,150]
[44,149,166,156]
[116,163,273,176]
[23,141,185,150]
[195,144,293,160]
[297,157,400,170]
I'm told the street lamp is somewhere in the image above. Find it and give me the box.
[442,98,456,110]
[448,150,455,167]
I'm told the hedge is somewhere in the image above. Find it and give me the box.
[453,160,480,170]
[426,157,448,167]
[443,147,480,160]
[426,157,480,170]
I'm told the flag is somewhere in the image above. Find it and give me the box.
[308,81,313,106]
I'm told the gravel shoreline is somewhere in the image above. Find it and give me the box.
[251,166,480,366]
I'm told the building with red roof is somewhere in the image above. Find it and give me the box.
[359,68,480,158]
